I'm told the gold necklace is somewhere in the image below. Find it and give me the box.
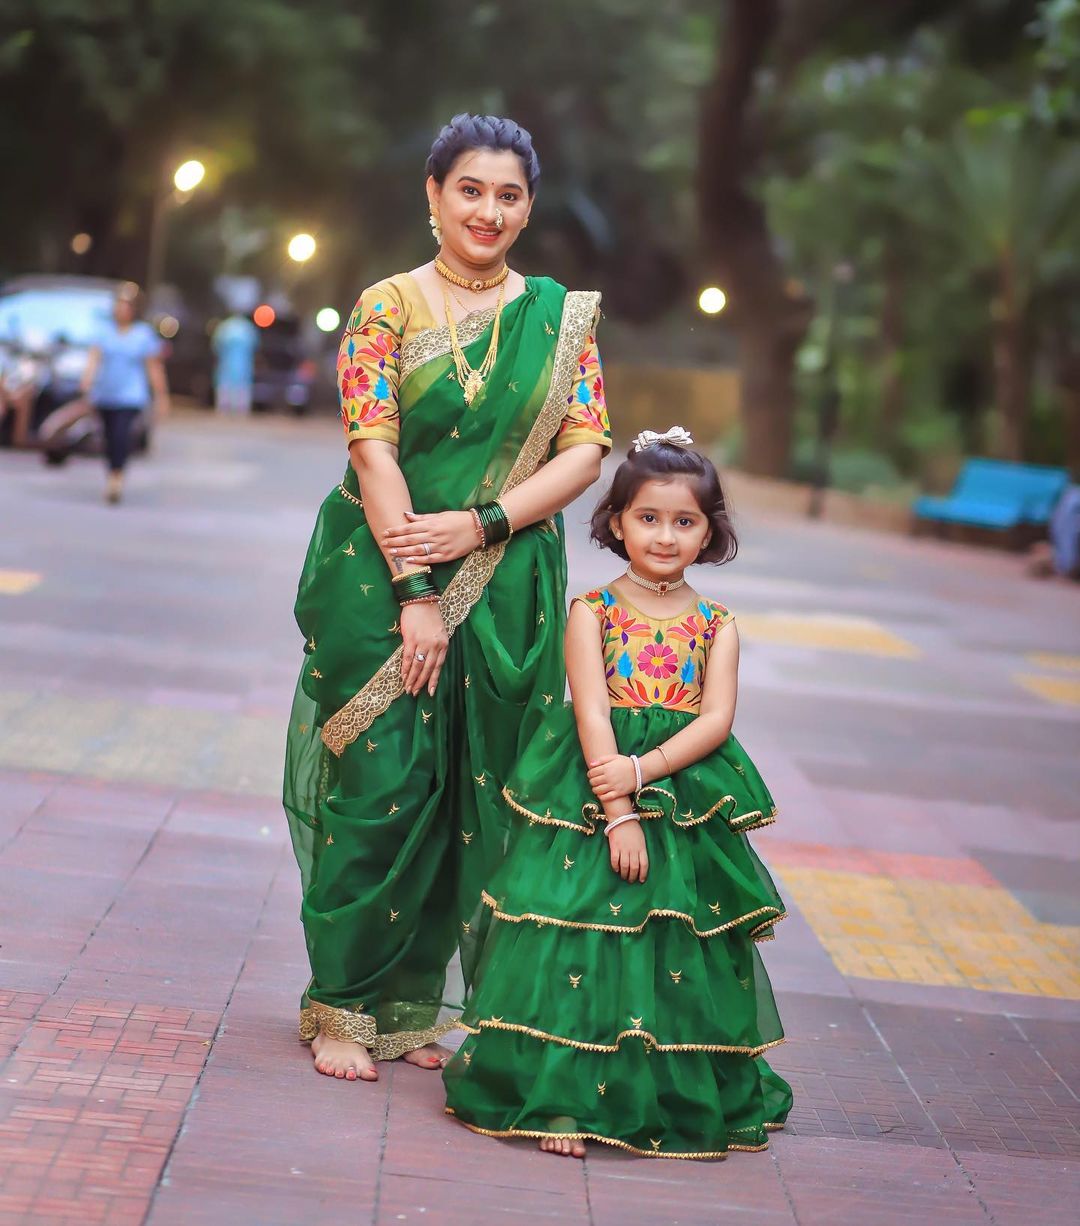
[435,256,509,293]
[444,282,505,405]
[626,566,686,597]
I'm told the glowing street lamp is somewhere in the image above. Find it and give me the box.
[288,233,317,263]
[698,286,728,315]
[173,159,206,193]
[315,307,341,333]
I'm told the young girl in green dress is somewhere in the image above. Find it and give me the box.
[443,427,792,1159]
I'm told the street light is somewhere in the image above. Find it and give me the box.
[698,286,727,315]
[147,157,208,295]
[315,307,340,332]
[173,160,206,193]
[288,233,317,263]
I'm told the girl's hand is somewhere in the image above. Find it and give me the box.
[400,601,449,697]
[587,754,638,802]
[608,821,648,883]
[384,510,479,566]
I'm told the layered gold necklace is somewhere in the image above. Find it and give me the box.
[436,259,509,406]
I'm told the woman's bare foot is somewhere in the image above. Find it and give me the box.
[539,1117,585,1158]
[539,1135,586,1158]
[401,1042,452,1070]
[310,1032,378,1081]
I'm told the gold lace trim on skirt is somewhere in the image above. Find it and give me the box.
[459,1016,785,1057]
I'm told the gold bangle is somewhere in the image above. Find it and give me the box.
[391,566,433,583]
[494,498,514,536]
[655,744,672,775]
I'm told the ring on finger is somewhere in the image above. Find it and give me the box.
[422,542,432,557]
[416,651,427,662]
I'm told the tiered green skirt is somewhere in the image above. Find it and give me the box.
[443,705,792,1159]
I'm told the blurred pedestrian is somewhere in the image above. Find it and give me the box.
[212,312,258,413]
[78,287,170,503]
[0,340,40,448]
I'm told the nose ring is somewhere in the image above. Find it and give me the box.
[494,207,504,230]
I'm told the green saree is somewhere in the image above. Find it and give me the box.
[283,276,600,1058]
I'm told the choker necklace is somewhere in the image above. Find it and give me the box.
[435,256,509,293]
[626,566,685,596]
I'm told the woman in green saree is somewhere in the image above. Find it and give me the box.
[284,114,611,1082]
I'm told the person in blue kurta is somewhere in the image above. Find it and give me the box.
[212,313,259,414]
[79,289,169,503]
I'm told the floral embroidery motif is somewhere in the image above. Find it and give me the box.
[576,588,732,714]
[337,287,403,442]
[556,331,611,452]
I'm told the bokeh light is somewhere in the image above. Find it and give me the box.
[253,304,276,328]
[70,233,92,255]
[158,315,180,339]
[173,160,206,193]
[698,286,727,314]
[287,233,317,262]
[315,307,341,332]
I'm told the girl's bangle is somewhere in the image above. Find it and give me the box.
[604,812,641,837]
[628,753,643,793]
[655,744,672,775]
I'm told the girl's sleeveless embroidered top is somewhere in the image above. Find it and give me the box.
[574,587,734,713]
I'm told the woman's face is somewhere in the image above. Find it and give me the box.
[113,296,136,326]
[427,148,532,268]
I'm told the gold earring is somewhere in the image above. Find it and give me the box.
[429,211,442,244]
[522,216,530,229]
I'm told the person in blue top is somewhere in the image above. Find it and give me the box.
[211,313,259,413]
[79,287,170,503]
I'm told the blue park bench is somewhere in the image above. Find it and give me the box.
[913,458,1068,533]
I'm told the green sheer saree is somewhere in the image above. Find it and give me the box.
[283,277,599,1058]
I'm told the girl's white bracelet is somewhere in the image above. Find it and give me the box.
[604,812,641,837]
[629,753,643,793]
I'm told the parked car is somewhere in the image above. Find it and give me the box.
[251,315,316,415]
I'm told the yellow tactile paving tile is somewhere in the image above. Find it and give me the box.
[1014,673,1080,707]
[776,864,1080,1000]
[1025,651,1080,674]
[736,612,920,658]
[0,570,41,595]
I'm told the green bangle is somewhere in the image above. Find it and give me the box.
[473,500,513,548]
[393,571,439,605]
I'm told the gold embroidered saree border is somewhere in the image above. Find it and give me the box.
[459,1016,786,1057]
[400,307,498,382]
[481,889,787,941]
[445,1111,780,1158]
[321,289,601,756]
[299,1001,462,1061]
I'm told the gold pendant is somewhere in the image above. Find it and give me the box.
[464,370,484,405]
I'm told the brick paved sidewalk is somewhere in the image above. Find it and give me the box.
[1,414,1078,1225]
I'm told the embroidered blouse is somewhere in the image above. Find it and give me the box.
[573,587,734,714]
[336,274,611,452]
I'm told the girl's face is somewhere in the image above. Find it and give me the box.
[426,148,532,268]
[613,478,712,581]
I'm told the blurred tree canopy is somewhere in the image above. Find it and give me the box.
[1,0,1077,478]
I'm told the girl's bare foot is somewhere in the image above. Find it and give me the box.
[539,1117,585,1158]
[401,1042,451,1070]
[310,1032,378,1081]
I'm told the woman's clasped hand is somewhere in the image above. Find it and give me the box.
[384,509,479,567]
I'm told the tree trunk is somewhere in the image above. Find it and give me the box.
[878,243,905,448]
[991,254,1030,461]
[697,0,811,477]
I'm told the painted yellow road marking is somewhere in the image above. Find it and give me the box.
[1014,674,1080,707]
[737,613,919,659]
[0,570,41,595]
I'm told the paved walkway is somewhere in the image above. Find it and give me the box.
[1,412,1078,1226]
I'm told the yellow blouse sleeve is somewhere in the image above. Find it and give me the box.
[555,331,612,453]
[337,281,405,447]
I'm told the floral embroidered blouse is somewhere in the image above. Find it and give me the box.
[574,587,735,714]
[336,274,611,452]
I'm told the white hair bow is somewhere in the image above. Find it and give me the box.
[633,426,695,453]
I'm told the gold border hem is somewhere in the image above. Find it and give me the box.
[459,1017,786,1057]
[445,1111,782,1158]
[299,1003,462,1061]
[481,889,787,941]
